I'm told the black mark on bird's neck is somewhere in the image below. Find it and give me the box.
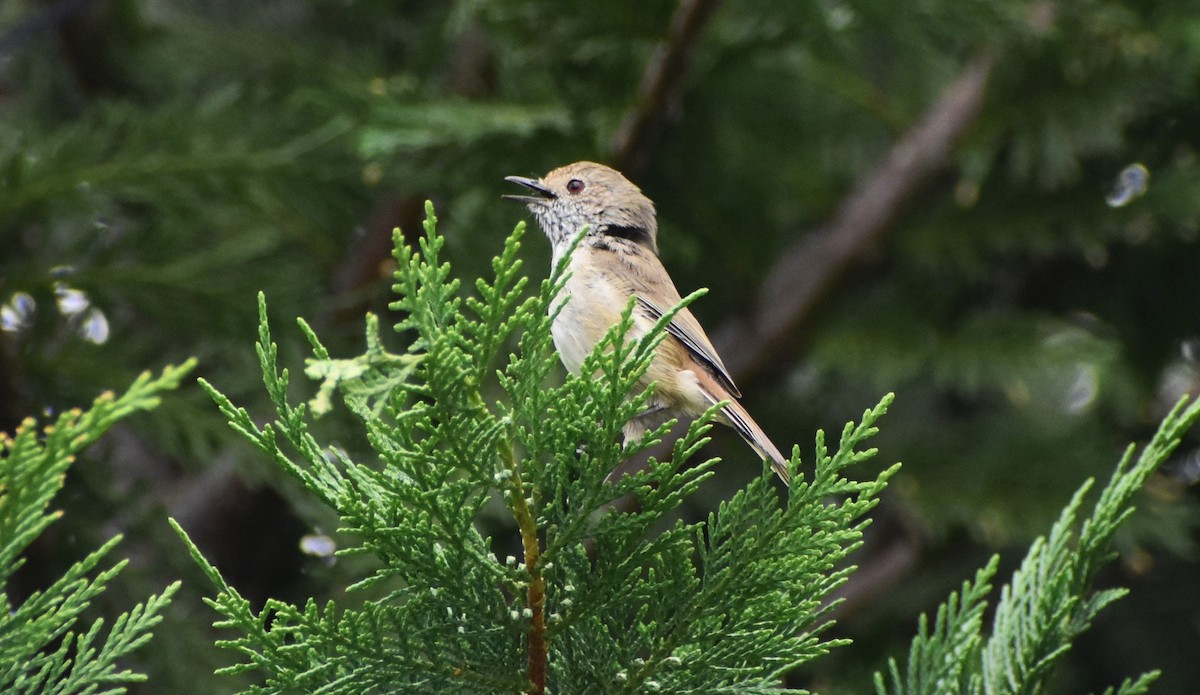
[597,224,655,252]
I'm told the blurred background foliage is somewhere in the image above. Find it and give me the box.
[2,0,1198,691]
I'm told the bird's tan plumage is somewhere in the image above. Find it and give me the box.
[505,161,790,486]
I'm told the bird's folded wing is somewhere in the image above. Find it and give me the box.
[635,294,742,399]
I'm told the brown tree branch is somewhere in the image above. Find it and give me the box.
[714,52,997,387]
[725,53,996,617]
[610,0,724,177]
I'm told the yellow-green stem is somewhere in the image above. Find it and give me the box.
[503,440,547,694]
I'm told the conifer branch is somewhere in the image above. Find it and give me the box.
[0,361,192,693]
[876,394,1200,694]
[182,205,896,692]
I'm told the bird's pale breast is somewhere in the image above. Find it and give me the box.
[550,246,705,415]
[550,247,628,375]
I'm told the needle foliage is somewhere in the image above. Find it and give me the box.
[875,394,1200,695]
[175,204,899,693]
[0,361,193,694]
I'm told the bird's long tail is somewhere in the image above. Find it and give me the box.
[715,397,791,487]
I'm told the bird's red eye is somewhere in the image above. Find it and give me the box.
[566,179,585,194]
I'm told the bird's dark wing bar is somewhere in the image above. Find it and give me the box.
[601,224,655,250]
[635,295,742,399]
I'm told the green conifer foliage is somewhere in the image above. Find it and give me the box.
[176,206,898,692]
[876,395,1200,695]
[0,361,193,694]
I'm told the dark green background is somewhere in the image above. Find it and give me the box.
[2,1,1197,691]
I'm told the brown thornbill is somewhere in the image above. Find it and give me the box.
[505,161,790,485]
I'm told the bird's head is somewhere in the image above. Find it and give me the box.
[505,161,658,255]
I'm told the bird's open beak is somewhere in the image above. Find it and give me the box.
[503,175,556,204]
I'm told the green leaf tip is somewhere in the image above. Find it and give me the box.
[168,517,235,595]
[423,199,437,235]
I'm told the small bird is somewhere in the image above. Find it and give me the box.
[505,161,789,485]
